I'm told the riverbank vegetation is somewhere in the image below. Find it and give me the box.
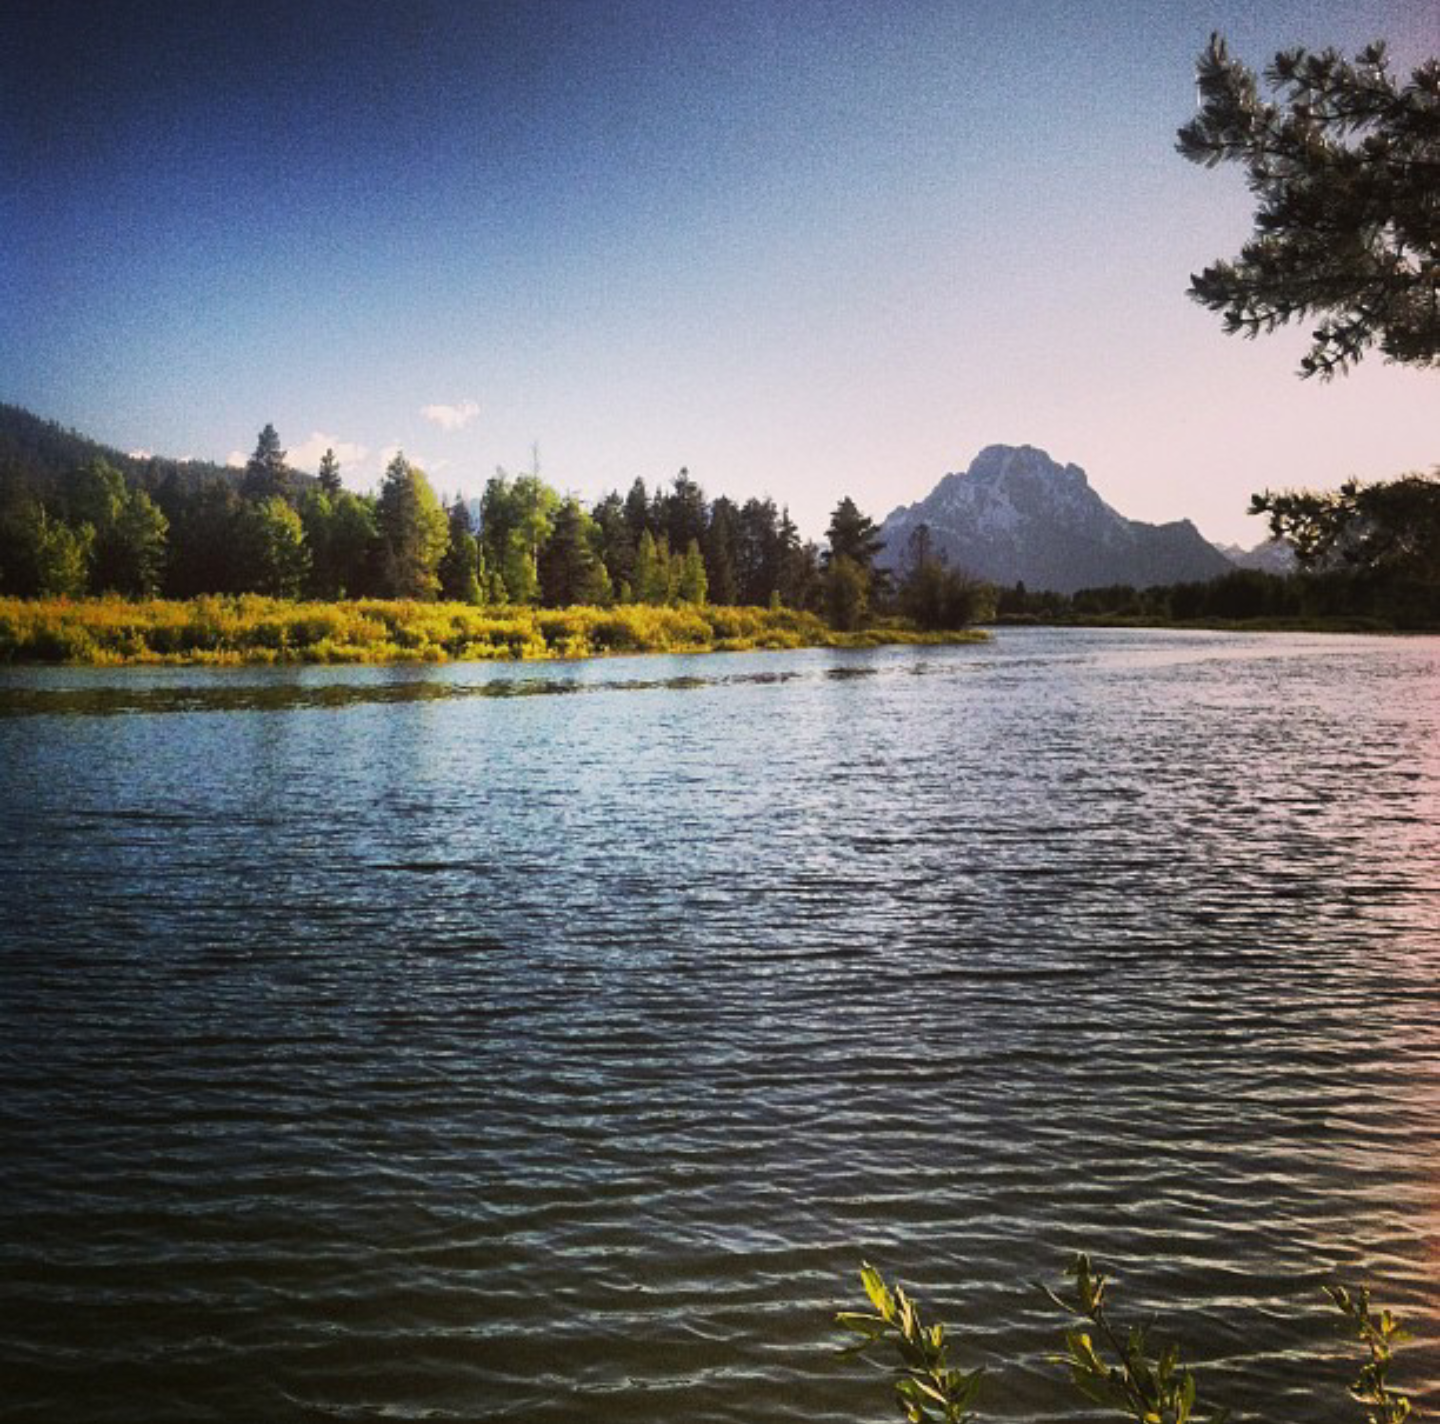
[0,595,986,665]
[0,408,998,662]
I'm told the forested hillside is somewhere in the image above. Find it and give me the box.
[0,406,937,626]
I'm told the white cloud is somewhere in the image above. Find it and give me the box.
[127,448,153,460]
[226,450,247,469]
[287,431,369,476]
[420,399,480,431]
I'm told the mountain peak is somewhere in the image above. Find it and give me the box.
[878,444,1233,593]
[967,444,1090,490]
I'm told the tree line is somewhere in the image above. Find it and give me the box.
[0,417,994,631]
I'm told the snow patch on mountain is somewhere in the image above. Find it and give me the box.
[878,445,1235,594]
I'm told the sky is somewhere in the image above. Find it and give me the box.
[2,0,1435,547]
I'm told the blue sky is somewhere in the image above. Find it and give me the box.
[3,0,1435,545]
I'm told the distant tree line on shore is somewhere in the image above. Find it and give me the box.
[996,471,1439,630]
[0,409,992,631]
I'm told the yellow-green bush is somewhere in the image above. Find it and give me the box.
[0,595,987,665]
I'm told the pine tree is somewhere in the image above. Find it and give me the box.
[376,453,449,600]
[438,499,483,604]
[538,499,611,607]
[663,467,708,552]
[1178,35,1440,376]
[317,448,342,496]
[591,490,636,593]
[623,477,651,542]
[823,497,885,572]
[704,497,740,605]
[242,423,289,502]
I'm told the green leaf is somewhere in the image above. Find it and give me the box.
[861,1263,895,1319]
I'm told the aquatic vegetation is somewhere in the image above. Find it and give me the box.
[0,595,988,665]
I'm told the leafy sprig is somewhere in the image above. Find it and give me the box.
[837,1263,984,1424]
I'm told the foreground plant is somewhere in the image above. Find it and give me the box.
[1043,1254,1224,1424]
[837,1263,984,1423]
[842,1258,1415,1424]
[1329,1284,1413,1424]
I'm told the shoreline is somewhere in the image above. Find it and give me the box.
[991,613,1435,634]
[0,595,988,666]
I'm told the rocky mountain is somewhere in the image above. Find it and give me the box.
[877,445,1235,594]
[1213,538,1296,574]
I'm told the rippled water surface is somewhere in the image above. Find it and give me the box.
[2,629,1438,1423]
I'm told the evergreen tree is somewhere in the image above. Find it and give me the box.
[1252,472,1440,582]
[775,506,806,606]
[438,498,483,604]
[896,523,992,628]
[662,467,708,553]
[823,496,885,572]
[591,490,637,594]
[162,480,247,596]
[703,497,740,605]
[538,499,611,606]
[1178,35,1440,376]
[376,453,449,600]
[823,498,886,625]
[317,448,342,496]
[242,423,290,502]
[623,477,651,542]
[736,497,782,604]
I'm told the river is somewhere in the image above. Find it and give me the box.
[2,629,1437,1423]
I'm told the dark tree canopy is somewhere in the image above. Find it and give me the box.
[317,448,342,497]
[823,497,884,572]
[1177,34,1440,377]
[242,423,290,501]
[1251,471,1440,580]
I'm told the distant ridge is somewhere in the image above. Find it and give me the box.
[877,445,1235,594]
[0,402,251,501]
[1213,537,1295,574]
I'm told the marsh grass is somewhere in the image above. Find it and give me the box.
[0,596,987,665]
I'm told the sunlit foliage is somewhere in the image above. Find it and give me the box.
[375,453,449,600]
[0,596,986,665]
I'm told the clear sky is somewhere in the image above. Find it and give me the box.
[2,0,1435,546]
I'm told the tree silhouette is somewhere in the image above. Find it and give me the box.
[1178,35,1440,377]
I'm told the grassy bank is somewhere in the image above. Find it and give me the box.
[0,595,988,665]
